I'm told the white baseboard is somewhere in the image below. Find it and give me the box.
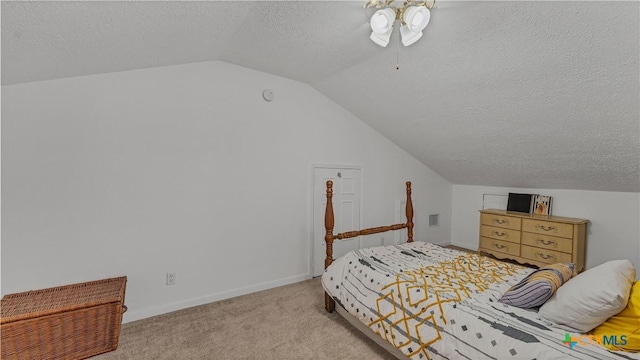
[432,240,451,247]
[123,273,311,323]
[450,241,478,251]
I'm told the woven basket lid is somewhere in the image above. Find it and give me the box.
[1,276,126,324]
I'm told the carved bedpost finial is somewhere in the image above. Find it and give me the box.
[406,181,414,243]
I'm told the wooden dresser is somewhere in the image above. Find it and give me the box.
[478,209,589,273]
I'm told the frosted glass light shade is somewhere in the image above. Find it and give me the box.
[400,25,423,46]
[370,8,396,34]
[370,8,395,47]
[403,6,430,32]
[370,30,393,47]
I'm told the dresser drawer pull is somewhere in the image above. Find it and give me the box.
[492,230,507,238]
[493,219,508,225]
[492,243,508,251]
[536,225,556,232]
[536,252,556,261]
[536,238,557,247]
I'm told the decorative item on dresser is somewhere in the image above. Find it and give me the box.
[479,209,589,273]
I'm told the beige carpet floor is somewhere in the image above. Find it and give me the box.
[94,278,396,359]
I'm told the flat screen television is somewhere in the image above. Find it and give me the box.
[507,193,533,214]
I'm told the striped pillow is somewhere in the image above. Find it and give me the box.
[498,263,575,308]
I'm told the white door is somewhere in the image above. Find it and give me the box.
[396,199,408,245]
[312,167,361,277]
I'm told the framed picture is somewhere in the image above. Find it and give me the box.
[533,195,552,216]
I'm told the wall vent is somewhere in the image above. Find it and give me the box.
[429,214,439,227]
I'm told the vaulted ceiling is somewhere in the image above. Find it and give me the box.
[2,1,639,192]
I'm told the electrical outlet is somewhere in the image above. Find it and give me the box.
[166,272,176,286]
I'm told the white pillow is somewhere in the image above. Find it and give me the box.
[538,259,636,333]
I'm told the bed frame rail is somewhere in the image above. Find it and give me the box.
[324,180,414,312]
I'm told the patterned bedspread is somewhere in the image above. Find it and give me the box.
[322,242,635,360]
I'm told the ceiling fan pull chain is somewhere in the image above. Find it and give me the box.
[396,28,401,70]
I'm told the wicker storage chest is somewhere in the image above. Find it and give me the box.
[1,276,127,360]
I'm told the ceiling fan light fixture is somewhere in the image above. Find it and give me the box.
[365,0,434,48]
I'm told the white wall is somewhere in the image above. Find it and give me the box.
[451,185,640,278]
[1,61,452,322]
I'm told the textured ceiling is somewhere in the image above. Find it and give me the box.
[2,1,639,192]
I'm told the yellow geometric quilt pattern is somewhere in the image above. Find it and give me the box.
[369,253,522,359]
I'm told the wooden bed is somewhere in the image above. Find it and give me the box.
[323,180,414,313]
[320,181,631,360]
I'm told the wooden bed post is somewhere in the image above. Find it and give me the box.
[324,180,336,312]
[323,180,413,312]
[406,181,414,243]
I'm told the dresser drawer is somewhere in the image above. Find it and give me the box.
[481,213,521,231]
[522,232,572,253]
[521,245,572,264]
[480,237,520,257]
[522,219,573,239]
[480,225,520,244]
